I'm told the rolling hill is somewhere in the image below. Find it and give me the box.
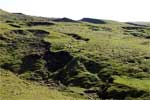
[0,9,150,100]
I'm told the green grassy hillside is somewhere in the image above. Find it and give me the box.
[0,68,87,100]
[0,9,150,100]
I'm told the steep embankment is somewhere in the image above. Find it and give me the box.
[0,68,87,100]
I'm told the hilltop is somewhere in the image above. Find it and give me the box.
[0,9,150,100]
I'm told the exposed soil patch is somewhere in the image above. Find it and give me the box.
[66,33,89,41]
[5,20,14,23]
[10,30,28,35]
[26,21,55,26]
[27,29,50,36]
[8,29,50,37]
[83,60,103,73]
[122,26,146,30]
[8,24,21,28]
[19,54,42,73]
[44,51,73,72]
[27,39,51,53]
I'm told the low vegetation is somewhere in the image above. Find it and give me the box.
[0,9,150,100]
[0,68,87,100]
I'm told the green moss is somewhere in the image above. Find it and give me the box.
[113,76,150,92]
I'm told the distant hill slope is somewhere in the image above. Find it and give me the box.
[0,9,9,15]
[0,9,52,22]
[80,18,106,24]
[52,17,78,22]
[80,18,123,25]
[127,22,150,27]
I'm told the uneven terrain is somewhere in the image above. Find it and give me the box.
[0,9,150,100]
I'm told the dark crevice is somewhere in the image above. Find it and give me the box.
[26,21,55,26]
[27,29,50,36]
[63,33,89,41]
[122,26,146,30]
[44,51,73,72]
[8,24,21,28]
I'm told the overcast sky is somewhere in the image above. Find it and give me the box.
[0,0,150,22]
